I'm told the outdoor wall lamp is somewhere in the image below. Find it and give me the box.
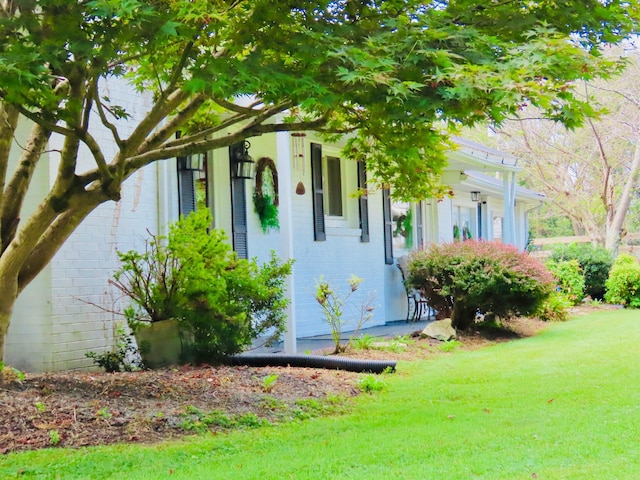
[232,141,255,179]
[181,152,205,172]
[470,191,481,202]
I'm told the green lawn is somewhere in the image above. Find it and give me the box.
[3,309,640,479]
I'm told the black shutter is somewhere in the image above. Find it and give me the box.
[416,201,424,248]
[177,156,196,215]
[310,142,326,241]
[382,189,393,264]
[230,144,248,259]
[357,161,370,243]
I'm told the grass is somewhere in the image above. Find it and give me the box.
[3,309,640,479]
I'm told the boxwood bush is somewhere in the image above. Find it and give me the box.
[407,241,555,330]
[604,254,640,308]
[550,243,613,300]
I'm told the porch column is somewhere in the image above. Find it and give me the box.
[276,131,297,354]
[481,198,491,240]
[502,172,517,245]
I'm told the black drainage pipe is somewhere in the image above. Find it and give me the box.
[227,354,396,374]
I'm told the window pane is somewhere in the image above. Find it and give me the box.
[325,156,343,216]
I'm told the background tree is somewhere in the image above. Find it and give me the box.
[469,47,640,254]
[0,0,637,358]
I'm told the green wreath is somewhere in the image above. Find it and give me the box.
[253,157,280,233]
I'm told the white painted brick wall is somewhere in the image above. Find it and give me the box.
[6,77,161,372]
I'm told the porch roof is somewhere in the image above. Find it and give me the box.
[463,171,546,203]
[446,136,520,173]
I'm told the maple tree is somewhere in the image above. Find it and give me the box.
[0,0,637,357]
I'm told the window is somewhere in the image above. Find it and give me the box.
[311,142,364,240]
[391,201,411,251]
[493,216,503,241]
[324,155,343,217]
[452,205,474,241]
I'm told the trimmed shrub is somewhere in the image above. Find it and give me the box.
[407,241,555,330]
[604,254,640,308]
[550,243,613,300]
[546,259,585,305]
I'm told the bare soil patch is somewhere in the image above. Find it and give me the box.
[1,312,594,454]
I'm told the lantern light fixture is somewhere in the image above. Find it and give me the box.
[232,141,255,179]
[470,191,481,202]
[181,152,205,172]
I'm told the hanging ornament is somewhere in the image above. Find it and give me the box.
[291,132,307,195]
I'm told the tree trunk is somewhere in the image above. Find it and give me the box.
[450,301,475,330]
[0,274,18,361]
[605,142,640,255]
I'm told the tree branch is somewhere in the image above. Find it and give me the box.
[165,41,194,94]
[136,94,207,154]
[77,115,331,190]
[92,85,124,148]
[213,97,265,115]
[123,88,191,158]
[12,103,75,138]
[17,189,106,293]
[75,128,112,183]
[0,102,18,248]
[1,122,51,253]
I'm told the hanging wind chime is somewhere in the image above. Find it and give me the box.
[291,132,306,195]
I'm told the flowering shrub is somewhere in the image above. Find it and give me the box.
[604,254,640,308]
[407,241,554,330]
[546,259,585,305]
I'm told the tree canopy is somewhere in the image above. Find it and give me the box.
[0,0,638,357]
[468,47,640,254]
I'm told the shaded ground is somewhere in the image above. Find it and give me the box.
[0,311,603,454]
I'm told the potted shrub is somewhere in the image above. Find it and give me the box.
[110,231,188,368]
[111,210,294,368]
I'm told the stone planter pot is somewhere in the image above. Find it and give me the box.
[133,319,184,369]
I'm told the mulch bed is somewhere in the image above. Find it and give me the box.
[2,311,602,454]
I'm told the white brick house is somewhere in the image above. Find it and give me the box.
[5,91,543,372]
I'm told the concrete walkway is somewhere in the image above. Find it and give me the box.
[248,319,432,354]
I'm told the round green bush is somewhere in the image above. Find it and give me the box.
[535,291,572,322]
[604,254,640,308]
